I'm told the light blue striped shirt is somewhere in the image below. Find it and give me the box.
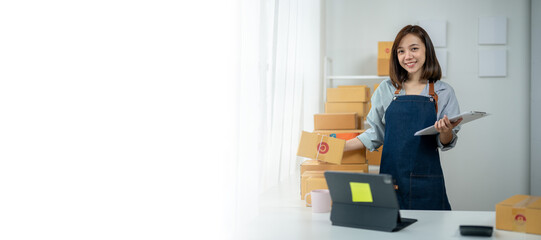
[358,78,461,152]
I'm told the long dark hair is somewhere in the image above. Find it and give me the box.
[389,25,441,89]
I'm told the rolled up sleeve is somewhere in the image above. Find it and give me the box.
[357,79,392,151]
[435,81,461,151]
[437,131,458,151]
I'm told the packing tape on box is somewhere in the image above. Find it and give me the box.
[314,133,324,161]
[511,196,541,232]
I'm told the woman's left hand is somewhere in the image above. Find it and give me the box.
[434,115,462,134]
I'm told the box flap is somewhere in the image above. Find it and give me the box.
[524,196,541,209]
[301,160,321,166]
[497,195,530,206]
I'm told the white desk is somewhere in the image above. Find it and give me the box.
[235,176,541,240]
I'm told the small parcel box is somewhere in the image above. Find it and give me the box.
[297,131,345,164]
[495,194,541,235]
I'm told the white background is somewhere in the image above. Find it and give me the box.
[0,1,239,239]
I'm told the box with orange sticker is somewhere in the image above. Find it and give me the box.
[378,41,393,59]
[495,195,541,235]
[377,41,393,76]
[313,129,367,164]
[297,131,345,164]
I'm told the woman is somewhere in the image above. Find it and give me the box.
[344,25,462,210]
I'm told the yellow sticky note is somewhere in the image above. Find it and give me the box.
[350,182,373,202]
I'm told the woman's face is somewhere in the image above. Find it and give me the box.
[397,33,426,77]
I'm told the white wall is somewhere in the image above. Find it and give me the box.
[326,0,531,210]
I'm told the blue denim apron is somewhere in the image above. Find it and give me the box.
[380,83,451,210]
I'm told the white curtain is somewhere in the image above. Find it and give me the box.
[229,0,323,237]
[261,0,323,189]
[0,1,322,239]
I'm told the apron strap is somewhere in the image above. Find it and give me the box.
[429,82,438,113]
[394,82,439,113]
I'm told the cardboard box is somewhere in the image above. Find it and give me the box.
[341,150,367,164]
[297,131,345,164]
[496,195,541,235]
[378,41,394,59]
[300,160,368,175]
[313,130,367,164]
[325,102,369,117]
[377,41,393,76]
[327,87,370,102]
[314,113,357,130]
[337,85,371,98]
[366,146,383,165]
[377,58,390,76]
[338,85,370,123]
[325,102,367,129]
[301,171,327,201]
[301,170,365,206]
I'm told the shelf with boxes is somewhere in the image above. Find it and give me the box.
[298,42,394,206]
[298,84,386,206]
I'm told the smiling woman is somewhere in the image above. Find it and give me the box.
[397,35,426,81]
[390,25,440,91]
[344,25,462,211]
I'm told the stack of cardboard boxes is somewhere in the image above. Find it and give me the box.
[325,85,370,129]
[299,85,373,205]
[298,41,394,206]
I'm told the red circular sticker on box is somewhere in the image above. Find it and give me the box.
[514,214,526,225]
[317,142,329,154]
[385,48,390,54]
